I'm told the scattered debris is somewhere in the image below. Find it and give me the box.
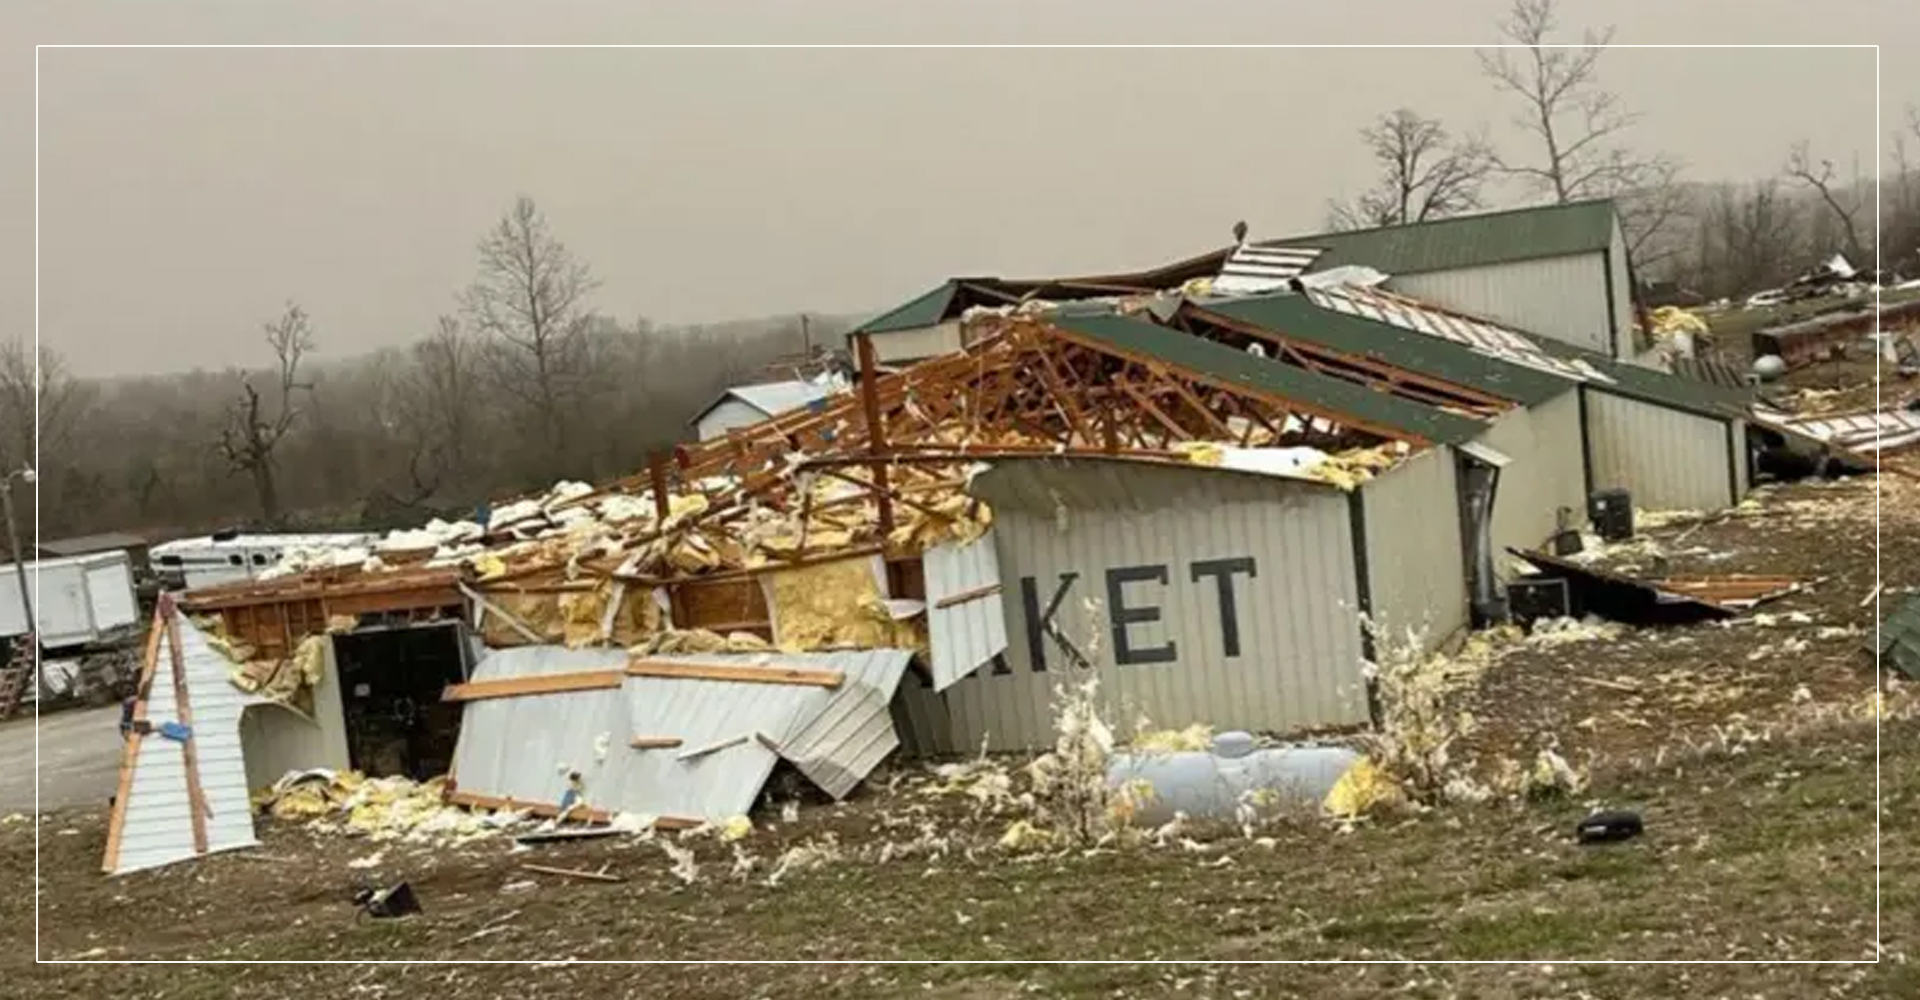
[352,882,422,920]
[519,863,624,884]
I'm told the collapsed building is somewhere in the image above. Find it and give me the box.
[99,199,1894,874]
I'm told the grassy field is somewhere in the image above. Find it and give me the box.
[3,478,1914,999]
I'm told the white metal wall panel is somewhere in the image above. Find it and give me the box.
[112,617,266,874]
[239,637,352,793]
[81,554,139,633]
[1608,220,1636,357]
[1361,447,1470,644]
[1585,389,1736,512]
[1471,393,1588,562]
[871,321,962,363]
[1390,252,1612,357]
[694,399,773,441]
[924,531,1010,691]
[936,459,1371,753]
[449,646,634,812]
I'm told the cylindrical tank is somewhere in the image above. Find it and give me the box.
[1753,355,1788,382]
[1106,732,1359,826]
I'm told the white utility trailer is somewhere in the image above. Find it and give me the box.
[0,550,142,650]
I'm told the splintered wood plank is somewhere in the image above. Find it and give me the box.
[628,736,685,749]
[626,659,844,689]
[441,670,628,703]
[163,605,210,856]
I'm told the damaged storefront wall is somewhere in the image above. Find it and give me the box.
[898,457,1376,756]
[1583,387,1745,511]
[444,645,914,823]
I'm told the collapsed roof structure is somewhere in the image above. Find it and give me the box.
[101,198,1901,874]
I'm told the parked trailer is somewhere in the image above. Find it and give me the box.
[150,532,378,591]
[0,551,141,650]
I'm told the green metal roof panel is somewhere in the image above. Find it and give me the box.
[1524,335,1754,419]
[1272,200,1619,276]
[1050,312,1488,446]
[1202,295,1576,408]
[851,281,959,336]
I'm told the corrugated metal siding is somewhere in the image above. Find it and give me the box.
[695,399,776,441]
[1390,252,1612,357]
[1585,388,1736,511]
[451,647,914,819]
[239,636,351,793]
[1361,447,1469,643]
[776,649,915,798]
[871,321,962,363]
[930,459,1370,752]
[113,617,265,874]
[924,531,1009,691]
[1609,220,1635,357]
[1472,393,1588,562]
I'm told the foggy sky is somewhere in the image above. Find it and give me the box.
[5,0,1913,377]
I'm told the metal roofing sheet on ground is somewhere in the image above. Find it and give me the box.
[449,646,916,822]
[923,531,1010,692]
[1049,311,1488,446]
[1775,409,1920,454]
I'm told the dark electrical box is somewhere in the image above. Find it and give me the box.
[1507,577,1572,624]
[1587,488,1634,542]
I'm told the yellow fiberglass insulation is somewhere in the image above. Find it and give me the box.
[632,628,774,656]
[226,633,327,715]
[1322,758,1405,819]
[477,589,568,648]
[765,557,922,653]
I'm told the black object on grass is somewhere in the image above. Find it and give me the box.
[1575,809,1644,844]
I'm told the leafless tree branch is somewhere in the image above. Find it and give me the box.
[1329,109,1495,230]
[1784,140,1867,263]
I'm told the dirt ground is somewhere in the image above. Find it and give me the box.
[3,475,1913,998]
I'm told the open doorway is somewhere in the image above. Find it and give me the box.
[330,622,471,780]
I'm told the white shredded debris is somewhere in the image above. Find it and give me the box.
[660,841,700,885]
[345,850,385,870]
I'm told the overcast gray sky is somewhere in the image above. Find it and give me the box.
[5,0,1913,377]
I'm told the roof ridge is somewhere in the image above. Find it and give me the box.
[1261,197,1617,249]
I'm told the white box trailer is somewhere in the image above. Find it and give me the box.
[150,532,378,592]
[0,550,141,650]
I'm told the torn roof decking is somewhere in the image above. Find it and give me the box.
[1193,293,1574,409]
[850,247,1236,336]
[1045,312,1488,447]
[1265,199,1621,276]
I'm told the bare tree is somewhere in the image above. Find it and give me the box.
[1883,106,1920,274]
[217,302,315,527]
[1327,109,1495,230]
[0,342,90,472]
[462,196,600,477]
[1478,0,1687,260]
[1784,141,1868,264]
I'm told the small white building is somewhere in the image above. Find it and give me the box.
[689,379,837,441]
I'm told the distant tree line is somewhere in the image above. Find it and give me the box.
[1326,0,1920,301]
[5,195,852,541]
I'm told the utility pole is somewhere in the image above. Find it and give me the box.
[2,467,38,699]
